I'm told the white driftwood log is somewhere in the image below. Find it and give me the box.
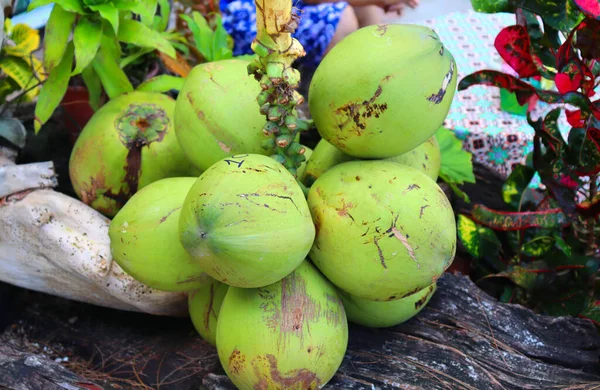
[0,148,187,316]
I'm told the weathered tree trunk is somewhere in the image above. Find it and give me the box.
[1,273,598,389]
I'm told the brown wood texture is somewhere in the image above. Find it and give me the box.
[1,271,599,390]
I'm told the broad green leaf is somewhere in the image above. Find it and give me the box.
[91,40,133,99]
[435,127,476,185]
[119,47,154,69]
[457,215,501,259]
[470,0,512,13]
[112,0,152,19]
[43,4,76,72]
[553,233,572,257]
[541,289,587,317]
[511,0,585,33]
[181,12,212,61]
[521,236,554,257]
[0,57,39,100]
[72,15,103,75]
[212,15,233,61]
[112,0,157,25]
[100,24,122,60]
[81,65,103,111]
[88,3,119,34]
[472,204,569,230]
[28,0,85,13]
[502,164,535,209]
[136,75,185,93]
[0,116,27,148]
[155,0,170,32]
[505,261,548,289]
[83,0,109,6]
[566,127,600,176]
[34,43,74,133]
[117,19,176,58]
[4,23,40,57]
[0,78,20,103]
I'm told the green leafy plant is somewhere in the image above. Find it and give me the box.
[435,127,476,202]
[0,17,45,150]
[0,18,45,103]
[179,10,233,63]
[27,0,178,132]
[458,0,600,324]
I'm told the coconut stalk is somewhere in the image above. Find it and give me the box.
[248,0,312,185]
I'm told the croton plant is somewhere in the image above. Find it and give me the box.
[459,0,600,323]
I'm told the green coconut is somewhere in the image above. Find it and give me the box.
[108,177,206,292]
[301,138,353,187]
[302,136,441,187]
[179,153,315,288]
[386,136,441,180]
[216,260,348,390]
[308,160,456,301]
[308,24,457,159]
[340,283,436,328]
[69,91,200,217]
[189,277,229,346]
[174,59,272,171]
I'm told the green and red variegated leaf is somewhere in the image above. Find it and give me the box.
[471,204,570,231]
[504,260,551,290]
[459,70,533,91]
[576,193,600,217]
[494,25,540,78]
[532,136,578,217]
[574,0,600,19]
[459,71,600,117]
[566,127,600,176]
[528,109,566,154]
[575,18,600,59]
[566,109,587,127]
[556,23,579,69]
[456,214,502,259]
[511,0,585,33]
[502,164,536,209]
[579,298,600,326]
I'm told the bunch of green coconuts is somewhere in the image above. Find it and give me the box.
[68,23,457,389]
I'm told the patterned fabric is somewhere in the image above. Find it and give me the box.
[421,10,577,187]
[220,0,348,70]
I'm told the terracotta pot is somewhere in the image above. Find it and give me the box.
[60,86,96,145]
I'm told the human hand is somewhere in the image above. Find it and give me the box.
[380,0,419,15]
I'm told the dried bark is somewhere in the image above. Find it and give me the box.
[1,273,598,389]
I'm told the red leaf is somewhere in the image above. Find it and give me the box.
[574,0,600,19]
[566,109,585,127]
[555,72,580,94]
[494,25,540,78]
[472,204,570,231]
